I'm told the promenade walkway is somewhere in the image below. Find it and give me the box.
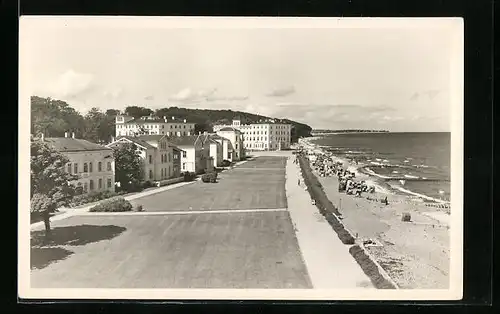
[285,155,374,289]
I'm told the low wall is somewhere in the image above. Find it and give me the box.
[297,154,398,289]
[155,177,184,187]
[297,154,354,244]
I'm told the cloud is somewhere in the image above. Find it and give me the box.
[410,90,441,101]
[266,86,296,97]
[103,87,124,100]
[168,87,217,103]
[169,87,249,104]
[206,95,248,101]
[44,69,95,99]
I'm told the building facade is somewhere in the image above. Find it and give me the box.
[115,115,196,138]
[44,134,115,194]
[106,135,181,183]
[213,119,292,151]
[215,127,245,161]
[169,134,214,174]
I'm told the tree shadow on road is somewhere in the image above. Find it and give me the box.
[31,224,127,248]
[30,247,74,270]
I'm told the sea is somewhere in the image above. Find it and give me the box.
[311,132,451,203]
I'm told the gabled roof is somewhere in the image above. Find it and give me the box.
[218,127,241,133]
[112,136,156,149]
[134,135,166,142]
[45,138,111,152]
[167,135,202,147]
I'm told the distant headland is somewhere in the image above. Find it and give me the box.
[311,129,390,135]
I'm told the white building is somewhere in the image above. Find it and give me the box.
[213,118,292,151]
[215,127,245,161]
[168,134,214,174]
[44,133,115,194]
[106,135,182,183]
[204,135,224,168]
[115,115,196,138]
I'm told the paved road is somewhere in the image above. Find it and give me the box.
[129,157,287,212]
[30,156,312,289]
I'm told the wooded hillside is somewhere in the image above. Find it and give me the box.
[31,96,312,143]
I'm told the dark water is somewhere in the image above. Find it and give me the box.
[311,132,451,202]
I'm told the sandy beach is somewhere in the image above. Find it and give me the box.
[297,138,451,289]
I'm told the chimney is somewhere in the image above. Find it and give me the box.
[72,132,75,139]
[64,132,68,138]
[183,119,186,123]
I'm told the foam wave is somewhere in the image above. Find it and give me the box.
[404,174,419,179]
[390,185,449,204]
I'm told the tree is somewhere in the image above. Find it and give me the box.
[124,106,153,118]
[31,96,86,138]
[30,137,77,237]
[83,107,115,143]
[112,143,144,192]
[105,109,121,116]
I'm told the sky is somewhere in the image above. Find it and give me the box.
[20,17,462,131]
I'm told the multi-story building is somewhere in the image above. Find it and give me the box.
[215,127,245,161]
[206,135,225,167]
[213,118,292,151]
[44,133,115,194]
[168,134,214,174]
[106,134,181,183]
[115,115,196,138]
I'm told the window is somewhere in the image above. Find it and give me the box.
[182,163,186,170]
[182,151,187,158]
[89,180,94,190]
[227,152,231,159]
[149,169,153,179]
[98,178,103,189]
[83,182,88,192]
[107,162,112,171]
[98,162,102,172]
[149,155,152,164]
[168,153,171,162]
[161,168,164,178]
[84,163,88,173]
[161,154,164,163]
[67,163,71,173]
[107,178,112,188]
[74,163,78,173]
[168,166,171,177]
[89,162,93,173]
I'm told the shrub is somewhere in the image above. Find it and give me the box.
[221,160,231,167]
[141,181,154,189]
[89,197,133,212]
[202,171,217,183]
[182,171,196,182]
[69,190,121,207]
[134,204,144,212]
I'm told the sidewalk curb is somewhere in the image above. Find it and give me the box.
[349,244,400,289]
[30,180,196,230]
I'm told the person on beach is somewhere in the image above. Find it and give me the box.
[383,196,389,205]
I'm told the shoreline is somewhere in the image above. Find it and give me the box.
[296,137,450,289]
[303,136,451,206]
